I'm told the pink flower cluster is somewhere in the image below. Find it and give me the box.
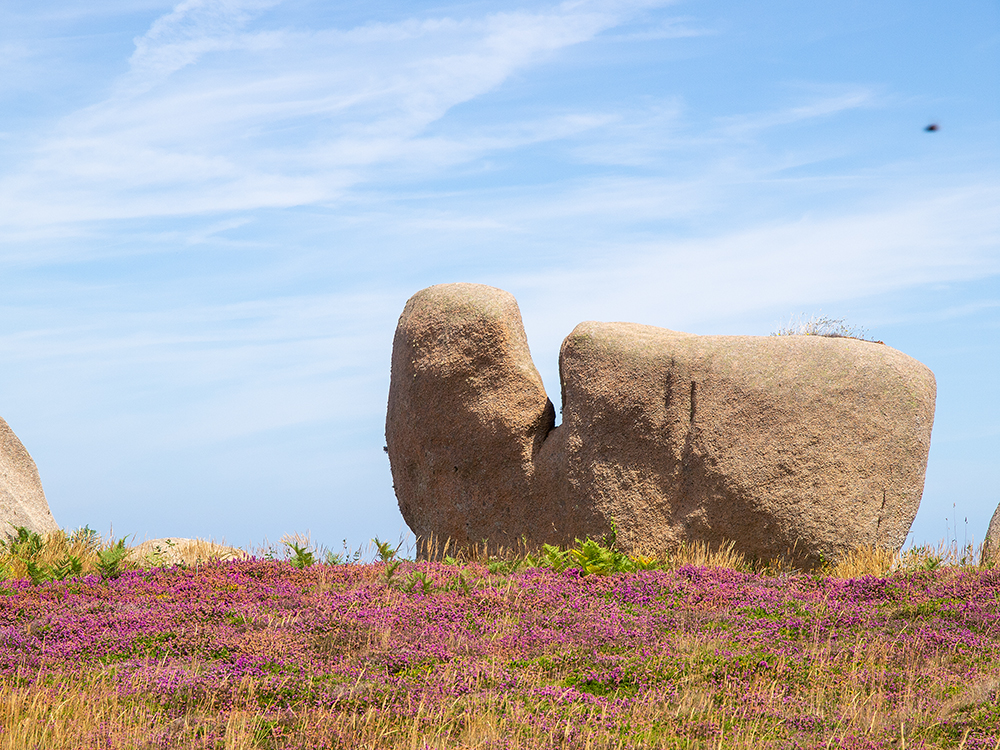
[0,558,997,748]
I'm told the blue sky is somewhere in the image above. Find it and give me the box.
[1,0,997,553]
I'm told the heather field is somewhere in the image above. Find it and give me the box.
[0,531,998,749]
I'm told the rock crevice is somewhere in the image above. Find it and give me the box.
[386,283,937,566]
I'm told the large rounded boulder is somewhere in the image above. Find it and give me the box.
[385,283,565,549]
[386,284,937,566]
[558,321,936,566]
[0,416,59,536]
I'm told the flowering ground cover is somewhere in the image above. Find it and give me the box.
[0,553,998,749]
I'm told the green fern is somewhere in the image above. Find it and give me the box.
[568,538,635,576]
[96,540,129,580]
[286,542,315,569]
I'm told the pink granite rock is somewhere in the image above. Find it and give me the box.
[385,283,566,549]
[982,504,1000,567]
[0,416,59,536]
[557,321,935,565]
[386,284,937,566]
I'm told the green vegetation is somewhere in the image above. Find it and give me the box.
[0,527,995,748]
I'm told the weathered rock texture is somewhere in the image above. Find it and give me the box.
[386,284,937,566]
[557,322,936,565]
[0,417,59,536]
[386,283,563,548]
[983,504,1000,567]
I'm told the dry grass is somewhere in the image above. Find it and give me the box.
[820,544,899,578]
[0,672,276,750]
[2,527,993,583]
[418,535,759,573]
[128,537,249,568]
[0,636,991,749]
[0,527,248,580]
[415,533,989,580]
[820,539,995,579]
[0,526,106,580]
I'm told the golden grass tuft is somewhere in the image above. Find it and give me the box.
[128,537,249,568]
[662,539,749,571]
[0,526,106,580]
[821,544,898,578]
[0,527,251,580]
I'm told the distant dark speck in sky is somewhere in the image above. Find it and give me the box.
[925,123,939,132]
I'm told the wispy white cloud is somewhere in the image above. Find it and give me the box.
[0,0,672,229]
[9,180,989,448]
[122,0,283,95]
[715,88,877,138]
[0,289,400,444]
[604,16,715,40]
[3,1,174,23]
[500,183,1000,332]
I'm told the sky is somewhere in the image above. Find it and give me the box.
[0,0,997,555]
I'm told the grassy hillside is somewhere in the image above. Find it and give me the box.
[0,531,996,749]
